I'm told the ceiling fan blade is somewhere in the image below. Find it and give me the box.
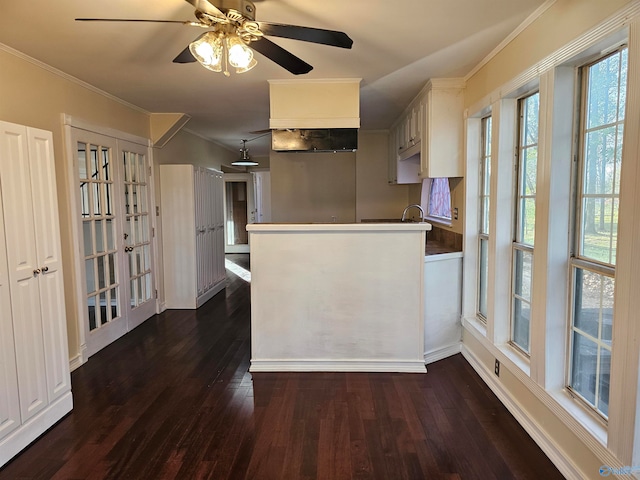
[250,37,312,75]
[76,18,198,25]
[257,22,353,49]
[173,32,209,63]
[173,45,196,63]
[183,0,226,20]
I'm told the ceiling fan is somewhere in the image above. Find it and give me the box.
[76,0,353,75]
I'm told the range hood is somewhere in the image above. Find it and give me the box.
[272,128,358,153]
[268,79,361,152]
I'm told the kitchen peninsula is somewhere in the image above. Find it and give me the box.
[247,222,431,373]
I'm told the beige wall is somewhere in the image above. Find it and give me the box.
[271,131,410,223]
[355,131,410,221]
[0,48,150,364]
[154,129,237,169]
[465,0,631,109]
[271,151,357,223]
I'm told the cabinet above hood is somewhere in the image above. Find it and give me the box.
[269,79,361,130]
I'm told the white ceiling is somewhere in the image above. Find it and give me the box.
[0,0,546,156]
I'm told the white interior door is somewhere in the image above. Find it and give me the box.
[71,128,155,357]
[224,173,255,254]
[253,171,271,223]
[120,141,155,329]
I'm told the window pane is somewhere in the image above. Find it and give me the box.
[512,249,533,353]
[573,268,614,342]
[77,142,88,179]
[571,332,598,405]
[599,348,611,417]
[513,298,530,352]
[478,238,489,318]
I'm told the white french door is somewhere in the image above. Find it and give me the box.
[120,140,155,329]
[70,128,155,357]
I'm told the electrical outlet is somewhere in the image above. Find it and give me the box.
[494,359,500,376]
[453,207,459,220]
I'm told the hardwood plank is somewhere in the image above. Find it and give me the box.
[0,254,565,480]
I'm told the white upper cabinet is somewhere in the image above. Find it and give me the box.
[420,79,465,179]
[388,78,464,184]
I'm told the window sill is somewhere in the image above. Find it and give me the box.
[425,215,453,228]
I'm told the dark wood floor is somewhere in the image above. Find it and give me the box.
[0,254,564,480]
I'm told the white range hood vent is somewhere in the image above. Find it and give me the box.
[269,79,361,130]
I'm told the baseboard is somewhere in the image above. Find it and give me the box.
[461,345,585,480]
[424,342,461,364]
[0,392,73,468]
[195,281,226,309]
[68,353,85,372]
[250,359,427,373]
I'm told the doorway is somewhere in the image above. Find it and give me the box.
[224,173,255,254]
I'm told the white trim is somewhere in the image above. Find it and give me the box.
[461,344,588,480]
[195,281,226,308]
[68,353,84,372]
[268,118,360,129]
[249,359,427,373]
[464,1,558,81]
[0,43,148,115]
[267,78,362,85]
[0,392,73,468]
[462,318,628,466]
[424,343,461,364]
[467,1,640,116]
[62,114,150,147]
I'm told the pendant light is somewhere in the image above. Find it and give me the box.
[232,139,259,166]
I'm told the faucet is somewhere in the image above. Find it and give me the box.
[401,204,424,223]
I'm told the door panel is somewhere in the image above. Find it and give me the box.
[120,141,155,329]
[0,168,20,440]
[0,124,47,422]
[27,128,71,401]
[73,130,127,357]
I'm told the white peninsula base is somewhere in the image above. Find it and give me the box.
[247,223,431,373]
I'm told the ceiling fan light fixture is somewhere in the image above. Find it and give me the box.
[189,32,223,71]
[226,35,255,69]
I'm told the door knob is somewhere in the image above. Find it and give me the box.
[33,268,41,276]
[41,266,49,273]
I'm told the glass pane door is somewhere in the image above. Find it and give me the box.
[71,129,156,357]
[73,130,127,357]
[121,141,155,328]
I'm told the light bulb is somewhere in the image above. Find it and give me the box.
[226,36,254,69]
[189,32,222,72]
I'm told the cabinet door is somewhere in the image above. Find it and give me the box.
[0,182,20,440]
[0,122,48,423]
[27,128,71,403]
[388,126,398,184]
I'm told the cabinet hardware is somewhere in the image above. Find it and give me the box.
[33,268,41,275]
[41,266,49,273]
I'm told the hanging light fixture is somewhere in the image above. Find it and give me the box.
[232,140,259,167]
[189,24,258,77]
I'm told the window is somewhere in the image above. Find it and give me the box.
[569,47,627,419]
[511,92,540,354]
[478,116,492,320]
[428,178,452,219]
